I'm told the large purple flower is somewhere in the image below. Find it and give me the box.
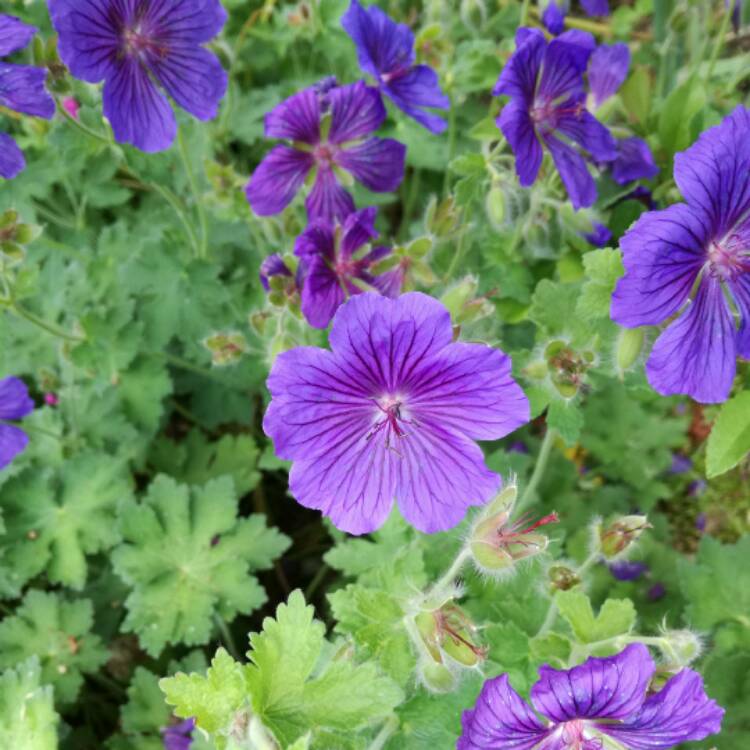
[611,106,750,403]
[246,79,406,222]
[263,292,530,535]
[493,28,617,210]
[341,0,450,134]
[459,643,723,750]
[295,206,401,329]
[0,376,34,470]
[49,0,228,153]
[0,15,55,179]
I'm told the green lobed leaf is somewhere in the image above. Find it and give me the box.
[555,590,637,644]
[706,392,750,478]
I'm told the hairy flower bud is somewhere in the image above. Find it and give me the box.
[599,515,651,558]
[616,326,645,374]
[544,340,595,399]
[548,565,581,592]
[414,602,486,671]
[485,185,506,228]
[203,331,248,367]
[659,627,704,666]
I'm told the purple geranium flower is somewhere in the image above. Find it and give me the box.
[246,79,406,222]
[583,221,612,247]
[494,28,617,210]
[295,206,401,329]
[263,292,530,535]
[162,718,195,750]
[459,643,723,750]
[49,0,228,153]
[0,376,34,470]
[611,137,659,184]
[260,254,293,292]
[0,15,55,179]
[612,106,750,403]
[609,559,649,581]
[341,0,449,134]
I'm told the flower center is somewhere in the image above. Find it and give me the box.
[707,234,750,282]
[559,720,603,750]
[365,396,415,453]
[530,98,585,133]
[121,25,167,59]
[313,143,338,168]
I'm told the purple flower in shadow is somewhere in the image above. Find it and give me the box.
[246,80,406,222]
[0,376,34,470]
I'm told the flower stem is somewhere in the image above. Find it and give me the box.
[58,100,111,144]
[213,614,241,661]
[515,427,556,514]
[177,128,208,260]
[445,205,472,281]
[706,0,734,80]
[367,716,399,750]
[10,303,83,342]
[430,548,471,597]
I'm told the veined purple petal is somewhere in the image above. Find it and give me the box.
[0,14,36,56]
[532,643,655,723]
[729,273,750,358]
[611,137,659,184]
[588,43,630,108]
[537,33,594,100]
[542,1,566,35]
[497,101,543,187]
[611,203,708,327]
[149,45,227,121]
[0,132,25,179]
[493,28,546,103]
[581,0,610,15]
[341,0,414,81]
[583,221,612,247]
[246,145,314,216]
[646,276,737,404]
[0,377,34,420]
[48,0,121,82]
[295,220,336,260]
[555,104,617,162]
[544,134,597,210]
[0,424,29,471]
[102,55,176,152]
[304,166,356,222]
[673,105,750,236]
[142,0,227,45]
[382,65,449,135]
[300,254,346,329]
[600,669,723,750]
[0,64,55,119]
[264,87,321,144]
[458,674,551,750]
[336,137,406,193]
[341,206,379,256]
[328,81,386,144]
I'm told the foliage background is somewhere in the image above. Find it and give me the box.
[0,0,749,748]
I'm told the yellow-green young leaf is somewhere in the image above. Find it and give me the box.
[112,475,289,656]
[555,591,636,644]
[161,649,247,734]
[658,75,706,157]
[0,591,107,705]
[577,249,624,320]
[706,392,750,478]
[0,658,59,750]
[620,65,652,124]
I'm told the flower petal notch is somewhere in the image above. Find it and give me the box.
[612,105,750,403]
[493,28,617,210]
[49,0,229,152]
[263,292,530,535]
[342,0,450,134]
[0,15,55,179]
[459,644,723,750]
[246,80,406,221]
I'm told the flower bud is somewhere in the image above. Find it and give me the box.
[441,276,478,319]
[425,195,460,238]
[659,628,703,666]
[485,185,506,228]
[616,327,645,374]
[545,340,594,399]
[470,494,558,573]
[599,515,651,558]
[418,660,456,693]
[203,331,247,367]
[548,565,581,592]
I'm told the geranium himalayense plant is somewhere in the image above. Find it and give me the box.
[0,0,745,749]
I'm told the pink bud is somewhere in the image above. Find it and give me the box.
[62,97,80,121]
[44,393,59,406]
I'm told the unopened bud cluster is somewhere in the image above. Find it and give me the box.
[598,515,651,559]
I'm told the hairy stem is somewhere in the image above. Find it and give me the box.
[516,427,556,514]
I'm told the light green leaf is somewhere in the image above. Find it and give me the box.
[0,590,107,704]
[555,591,636,644]
[112,475,289,655]
[706,392,750,478]
[0,658,59,750]
[577,249,624,320]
